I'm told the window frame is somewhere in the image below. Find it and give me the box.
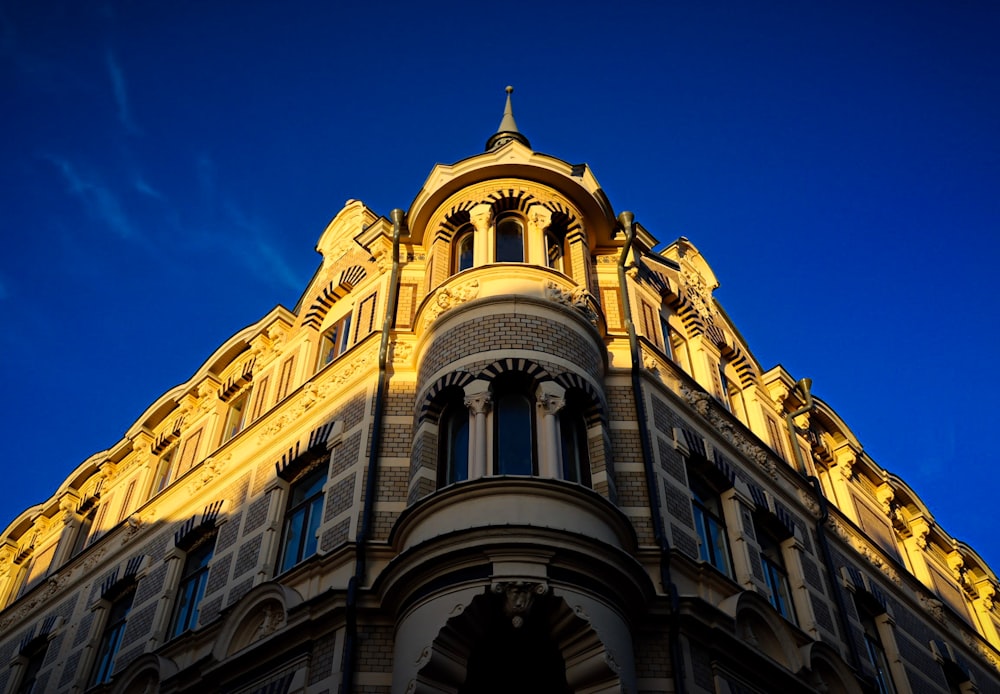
[438,395,470,487]
[491,375,536,476]
[855,594,899,694]
[13,636,49,694]
[544,229,565,273]
[557,392,591,486]
[494,216,525,263]
[317,312,353,369]
[89,585,136,687]
[277,465,327,574]
[755,517,796,622]
[221,388,252,443]
[689,474,734,578]
[169,536,215,639]
[453,227,475,274]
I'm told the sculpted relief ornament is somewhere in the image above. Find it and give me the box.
[421,279,480,329]
[544,282,598,326]
[493,581,549,628]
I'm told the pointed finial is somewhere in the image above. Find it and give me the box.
[485,85,531,152]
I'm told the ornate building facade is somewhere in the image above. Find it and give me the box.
[1,90,998,694]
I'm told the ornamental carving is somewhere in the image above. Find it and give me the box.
[391,342,413,363]
[680,383,778,479]
[681,269,716,324]
[186,454,231,495]
[422,280,480,329]
[544,282,598,326]
[493,581,549,628]
[919,594,946,624]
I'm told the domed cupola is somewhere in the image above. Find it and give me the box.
[484,86,531,152]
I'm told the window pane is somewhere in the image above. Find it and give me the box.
[495,219,524,263]
[545,232,563,271]
[456,232,474,272]
[281,507,306,572]
[496,392,532,475]
[444,405,469,485]
[559,408,589,484]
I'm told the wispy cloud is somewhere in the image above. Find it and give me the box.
[134,177,163,199]
[43,154,135,240]
[105,49,139,134]
[223,201,303,292]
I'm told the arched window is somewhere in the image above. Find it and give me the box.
[495,217,524,263]
[558,394,590,485]
[493,375,534,475]
[454,228,475,273]
[544,230,564,272]
[439,396,470,487]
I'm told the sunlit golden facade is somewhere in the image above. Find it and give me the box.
[1,100,998,694]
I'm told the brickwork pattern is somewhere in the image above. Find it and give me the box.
[332,432,362,477]
[385,382,416,417]
[253,457,274,497]
[320,518,351,552]
[114,642,146,676]
[377,424,410,461]
[199,595,224,625]
[357,624,394,672]
[325,475,356,521]
[379,467,408,502]
[418,313,602,385]
[134,562,167,605]
[73,612,95,648]
[664,482,694,529]
[216,511,242,552]
[634,630,670,678]
[205,553,233,595]
[342,393,368,430]
[234,535,263,577]
[140,532,171,564]
[121,602,156,648]
[309,633,338,684]
[227,577,254,607]
[371,510,397,542]
[657,436,685,482]
[690,641,715,690]
[607,386,637,421]
[615,470,649,507]
[897,631,945,684]
[801,555,824,593]
[610,429,643,467]
[225,471,251,507]
[671,523,699,560]
[810,592,836,634]
[58,650,81,688]
[244,495,270,534]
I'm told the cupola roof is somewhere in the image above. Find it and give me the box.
[485,86,531,152]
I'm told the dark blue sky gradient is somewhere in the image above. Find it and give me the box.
[2,1,998,569]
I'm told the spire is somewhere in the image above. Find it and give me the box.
[485,86,531,152]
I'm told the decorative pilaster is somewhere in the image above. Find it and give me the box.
[464,380,492,480]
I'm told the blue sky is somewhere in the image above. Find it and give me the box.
[2,2,998,571]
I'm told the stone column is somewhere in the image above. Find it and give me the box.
[464,380,492,480]
[536,381,567,479]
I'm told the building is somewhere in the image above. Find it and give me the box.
[0,88,998,694]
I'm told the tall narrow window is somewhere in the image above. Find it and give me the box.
[558,394,590,486]
[278,466,326,573]
[756,519,795,622]
[71,506,97,557]
[439,399,470,487]
[151,447,177,497]
[89,586,136,687]
[659,315,674,359]
[14,637,48,694]
[493,376,534,475]
[170,537,215,638]
[690,476,733,578]
[454,229,475,273]
[222,389,251,442]
[544,231,564,272]
[856,601,897,694]
[318,313,353,368]
[495,218,524,263]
